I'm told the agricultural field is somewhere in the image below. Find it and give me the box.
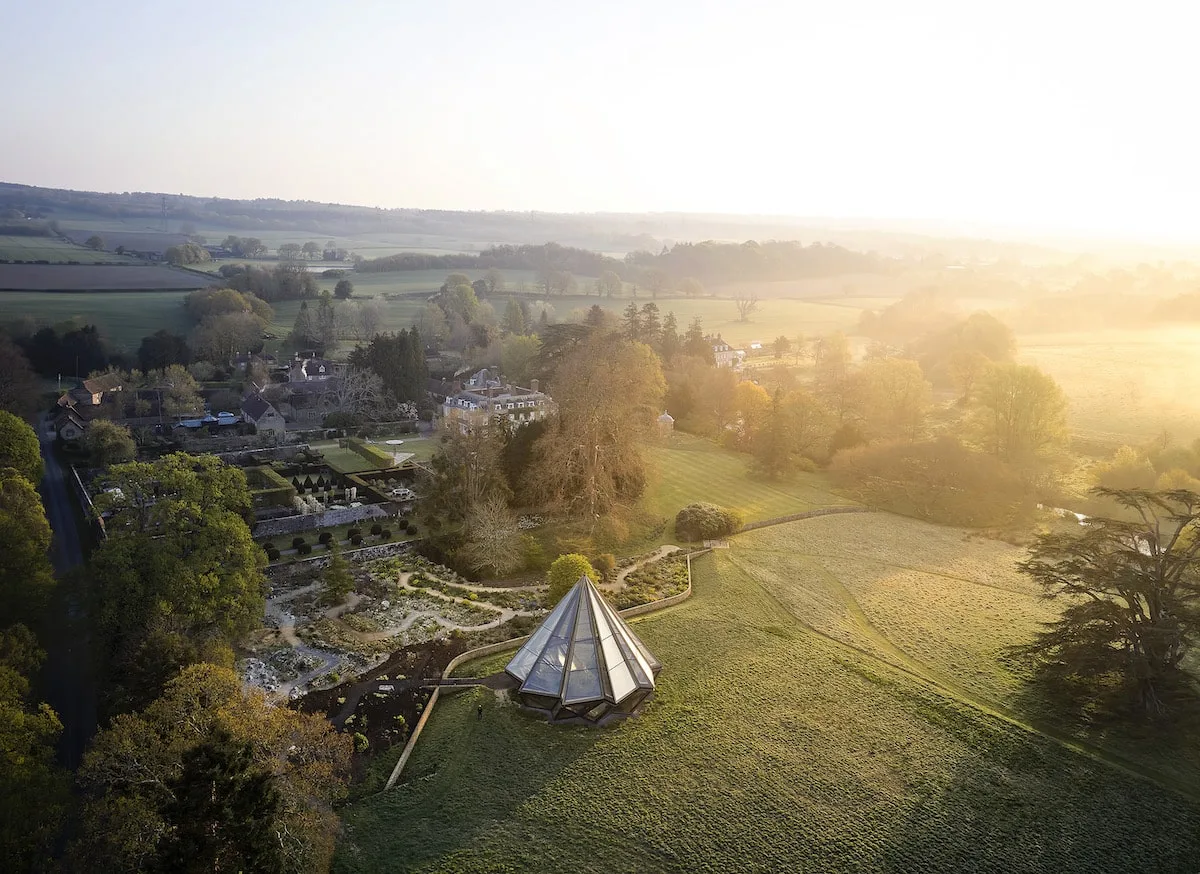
[641,432,855,525]
[0,264,210,293]
[0,290,193,349]
[1018,326,1200,444]
[0,234,141,264]
[335,515,1200,873]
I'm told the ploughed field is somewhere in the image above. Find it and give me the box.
[0,264,211,292]
[333,512,1200,874]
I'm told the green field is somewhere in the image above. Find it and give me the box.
[334,514,1200,873]
[0,234,140,264]
[1019,326,1200,444]
[310,436,436,474]
[641,432,854,524]
[0,290,192,349]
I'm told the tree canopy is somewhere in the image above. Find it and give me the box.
[0,410,42,483]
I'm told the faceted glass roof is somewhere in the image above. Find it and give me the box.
[506,575,661,716]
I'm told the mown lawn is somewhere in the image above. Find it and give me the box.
[334,517,1200,873]
[641,432,855,525]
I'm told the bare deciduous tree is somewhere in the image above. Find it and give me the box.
[734,291,759,321]
[321,368,386,420]
[457,494,524,576]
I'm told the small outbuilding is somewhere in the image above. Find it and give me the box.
[505,575,661,723]
[657,411,675,435]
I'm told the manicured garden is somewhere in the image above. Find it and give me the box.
[333,515,1200,874]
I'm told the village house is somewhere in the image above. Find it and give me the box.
[440,368,554,436]
[241,391,287,439]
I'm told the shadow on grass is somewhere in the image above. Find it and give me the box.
[333,686,605,873]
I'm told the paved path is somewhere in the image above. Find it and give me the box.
[36,420,97,768]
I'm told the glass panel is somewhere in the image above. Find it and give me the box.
[600,634,624,673]
[609,661,636,701]
[573,594,596,641]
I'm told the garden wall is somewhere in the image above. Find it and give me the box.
[253,503,397,538]
[740,505,871,532]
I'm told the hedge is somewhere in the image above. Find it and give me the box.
[348,437,395,470]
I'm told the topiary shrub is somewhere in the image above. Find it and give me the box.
[347,528,362,539]
[261,541,274,551]
[319,531,333,544]
[298,543,313,555]
[546,553,597,604]
[399,519,410,533]
[292,537,306,550]
[406,524,417,536]
[266,547,281,562]
[674,502,743,542]
[371,523,382,536]
[380,529,392,540]
[350,534,363,546]
[353,732,369,752]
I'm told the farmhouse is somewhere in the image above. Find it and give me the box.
[505,575,661,723]
[441,368,554,436]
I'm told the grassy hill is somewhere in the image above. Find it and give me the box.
[333,513,1200,873]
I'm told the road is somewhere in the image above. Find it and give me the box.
[36,417,97,769]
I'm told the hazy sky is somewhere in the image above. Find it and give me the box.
[2,0,1197,240]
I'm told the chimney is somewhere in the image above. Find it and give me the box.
[530,378,539,394]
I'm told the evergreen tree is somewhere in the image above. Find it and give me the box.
[683,316,712,361]
[322,540,354,605]
[660,311,680,362]
[502,298,527,335]
[640,303,661,348]
[622,301,641,341]
[159,727,286,874]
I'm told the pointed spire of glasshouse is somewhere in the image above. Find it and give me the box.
[505,575,662,722]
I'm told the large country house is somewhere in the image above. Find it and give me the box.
[441,368,554,436]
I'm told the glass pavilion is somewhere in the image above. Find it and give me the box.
[505,575,662,722]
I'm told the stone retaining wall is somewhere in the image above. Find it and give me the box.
[253,503,398,538]
[740,505,870,532]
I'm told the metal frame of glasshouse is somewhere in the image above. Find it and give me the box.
[505,575,662,723]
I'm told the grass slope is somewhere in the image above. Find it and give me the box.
[641,432,855,524]
[0,234,141,264]
[0,290,193,349]
[335,516,1200,873]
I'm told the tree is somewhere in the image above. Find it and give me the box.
[659,312,680,362]
[322,540,354,605]
[644,268,670,298]
[0,468,56,623]
[0,335,41,419]
[773,335,791,359]
[458,495,523,576]
[291,301,317,347]
[191,312,261,364]
[277,243,302,260]
[417,302,450,345]
[164,242,210,266]
[0,410,42,483]
[442,284,480,323]
[678,277,704,298]
[333,278,354,300]
[0,645,68,870]
[138,330,190,373]
[596,270,622,298]
[85,235,104,250]
[733,290,759,321]
[975,363,1068,472]
[500,334,541,387]
[1017,488,1200,714]
[159,727,286,874]
[321,368,386,421]
[501,298,527,335]
[347,330,429,407]
[315,291,337,349]
[441,273,472,293]
[484,267,505,295]
[640,303,662,348]
[533,335,665,519]
[949,348,989,401]
[421,431,511,529]
[546,553,597,604]
[812,332,857,423]
[75,663,351,874]
[682,316,712,362]
[83,420,137,467]
[152,364,203,418]
[859,358,932,441]
[301,241,322,260]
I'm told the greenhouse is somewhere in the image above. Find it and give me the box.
[505,575,662,723]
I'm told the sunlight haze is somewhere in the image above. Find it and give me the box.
[2,0,1198,239]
